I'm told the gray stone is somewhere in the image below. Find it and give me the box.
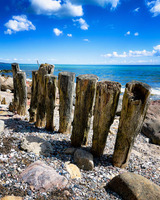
[0,120,4,134]
[20,136,53,156]
[19,161,68,192]
[106,172,160,200]
[64,147,76,155]
[142,100,160,145]
[0,76,14,91]
[74,149,94,171]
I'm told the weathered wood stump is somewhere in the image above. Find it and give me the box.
[36,64,54,128]
[29,71,38,122]
[16,71,27,115]
[112,81,151,168]
[71,74,98,147]
[91,81,121,157]
[58,72,75,134]
[11,63,20,110]
[45,74,57,131]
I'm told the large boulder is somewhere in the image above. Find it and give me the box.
[74,149,94,171]
[0,76,14,91]
[19,161,68,192]
[106,172,160,200]
[20,136,53,156]
[141,100,160,145]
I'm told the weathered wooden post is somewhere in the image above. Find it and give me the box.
[11,63,20,110]
[71,74,98,147]
[91,81,121,157]
[29,71,38,122]
[112,81,151,168]
[45,74,57,131]
[58,72,75,134]
[36,64,54,128]
[16,71,27,115]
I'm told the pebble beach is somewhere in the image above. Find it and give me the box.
[0,90,160,200]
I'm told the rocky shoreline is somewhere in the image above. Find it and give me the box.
[0,89,160,199]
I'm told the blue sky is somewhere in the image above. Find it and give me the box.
[1,0,160,64]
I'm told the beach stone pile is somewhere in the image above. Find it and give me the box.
[0,96,160,199]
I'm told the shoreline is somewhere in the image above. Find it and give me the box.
[0,74,160,101]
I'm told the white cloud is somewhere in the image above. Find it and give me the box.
[153,44,160,50]
[101,46,160,58]
[153,44,160,56]
[147,0,160,16]
[83,39,89,42]
[70,0,120,9]
[67,33,72,37]
[134,32,139,36]
[125,31,130,36]
[53,28,63,36]
[73,18,89,30]
[4,15,36,35]
[128,50,153,57]
[102,51,127,58]
[133,7,140,12]
[30,0,83,17]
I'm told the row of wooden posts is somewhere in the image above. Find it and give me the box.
[11,63,151,168]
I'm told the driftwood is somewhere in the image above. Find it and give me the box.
[11,63,20,110]
[29,71,38,122]
[91,81,121,157]
[58,72,75,134]
[36,64,54,128]
[45,74,57,131]
[112,81,151,168]
[16,71,27,115]
[71,74,98,147]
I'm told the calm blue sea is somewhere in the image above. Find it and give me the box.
[0,63,160,100]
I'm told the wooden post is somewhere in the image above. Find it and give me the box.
[58,72,75,134]
[36,64,54,128]
[112,81,151,168]
[11,63,20,110]
[71,74,98,147]
[16,71,27,116]
[29,71,38,122]
[45,74,57,131]
[91,81,121,157]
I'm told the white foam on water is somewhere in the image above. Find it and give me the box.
[151,88,160,95]
[121,87,125,93]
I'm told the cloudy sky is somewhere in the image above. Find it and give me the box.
[1,0,160,64]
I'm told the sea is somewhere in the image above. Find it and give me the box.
[0,63,160,100]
